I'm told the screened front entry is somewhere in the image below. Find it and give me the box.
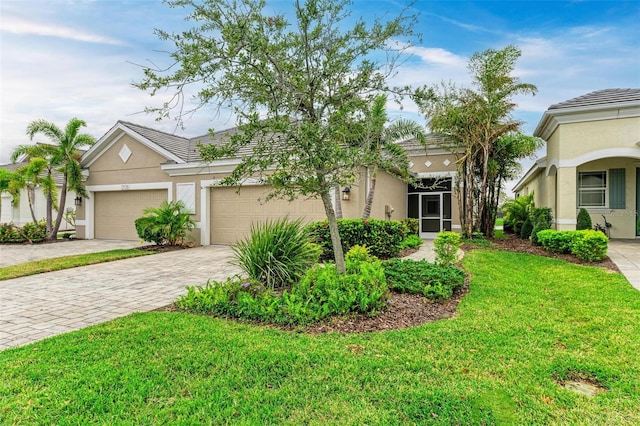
[408,178,453,238]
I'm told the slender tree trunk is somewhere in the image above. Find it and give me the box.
[464,156,474,237]
[320,188,346,273]
[362,166,377,219]
[50,172,67,240]
[27,186,38,223]
[46,189,53,235]
[334,185,343,219]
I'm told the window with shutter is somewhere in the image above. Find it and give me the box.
[609,168,625,209]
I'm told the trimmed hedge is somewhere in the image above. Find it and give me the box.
[307,218,404,260]
[0,221,48,243]
[537,229,608,262]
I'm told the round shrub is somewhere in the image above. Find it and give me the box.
[576,208,592,230]
[570,230,608,262]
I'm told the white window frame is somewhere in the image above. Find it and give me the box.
[577,170,607,208]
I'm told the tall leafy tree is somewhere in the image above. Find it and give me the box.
[20,118,95,239]
[136,0,417,272]
[413,45,540,237]
[359,94,427,219]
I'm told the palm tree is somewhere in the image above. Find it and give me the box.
[11,144,60,232]
[360,95,428,219]
[24,118,95,239]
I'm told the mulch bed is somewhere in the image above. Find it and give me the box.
[156,234,621,334]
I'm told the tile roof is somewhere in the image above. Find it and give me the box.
[548,88,640,110]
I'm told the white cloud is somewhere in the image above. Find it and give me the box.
[1,17,126,46]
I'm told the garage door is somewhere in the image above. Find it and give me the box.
[210,186,326,244]
[94,190,167,240]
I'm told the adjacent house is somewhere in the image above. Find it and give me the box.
[513,88,640,239]
[0,161,77,230]
[75,121,460,244]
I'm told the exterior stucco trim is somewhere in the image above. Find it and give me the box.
[82,123,184,168]
[559,147,640,168]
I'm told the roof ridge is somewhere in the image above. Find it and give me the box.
[117,120,191,141]
[549,88,640,110]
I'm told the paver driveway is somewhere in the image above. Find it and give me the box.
[0,245,239,350]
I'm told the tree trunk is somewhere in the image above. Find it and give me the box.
[45,188,53,235]
[27,186,38,223]
[362,166,377,219]
[50,172,67,240]
[334,186,343,219]
[320,189,346,273]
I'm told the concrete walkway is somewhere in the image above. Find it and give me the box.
[607,239,640,291]
[0,244,239,350]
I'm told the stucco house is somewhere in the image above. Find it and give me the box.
[75,121,460,244]
[513,88,640,239]
[0,161,77,230]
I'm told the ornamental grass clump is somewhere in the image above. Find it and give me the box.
[232,217,321,291]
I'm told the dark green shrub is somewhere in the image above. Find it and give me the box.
[576,208,592,230]
[520,216,533,240]
[537,229,608,262]
[135,200,195,246]
[434,231,462,267]
[401,218,419,235]
[307,218,404,260]
[232,217,321,290]
[530,207,553,246]
[0,221,47,243]
[383,258,465,301]
[501,193,534,236]
[570,230,608,262]
[537,230,574,253]
[400,234,423,250]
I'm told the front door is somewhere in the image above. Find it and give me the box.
[408,177,453,239]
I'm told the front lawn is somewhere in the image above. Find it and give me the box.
[1,250,638,424]
[0,249,153,281]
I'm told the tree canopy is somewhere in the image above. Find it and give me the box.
[413,45,542,237]
[13,118,95,239]
[136,0,418,271]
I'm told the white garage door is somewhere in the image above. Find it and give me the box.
[210,186,326,245]
[94,190,167,240]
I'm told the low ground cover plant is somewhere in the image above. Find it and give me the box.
[177,245,388,325]
[537,229,608,262]
[383,258,465,300]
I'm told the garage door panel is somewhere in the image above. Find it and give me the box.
[94,190,166,240]
[210,186,326,245]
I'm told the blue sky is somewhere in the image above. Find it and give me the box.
[1,0,639,175]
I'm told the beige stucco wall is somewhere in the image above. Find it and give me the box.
[546,116,640,164]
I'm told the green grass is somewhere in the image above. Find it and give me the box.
[1,250,639,424]
[0,249,153,281]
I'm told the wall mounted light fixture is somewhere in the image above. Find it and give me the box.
[341,187,351,201]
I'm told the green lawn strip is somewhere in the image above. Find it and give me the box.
[1,249,639,424]
[0,249,153,281]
